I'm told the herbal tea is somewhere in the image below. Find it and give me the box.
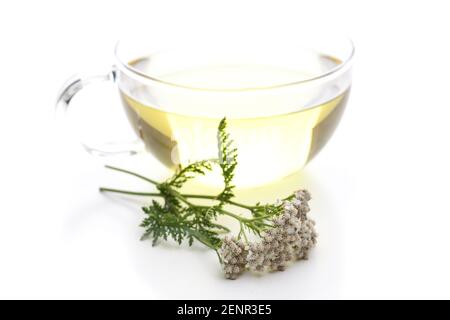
[120,55,349,186]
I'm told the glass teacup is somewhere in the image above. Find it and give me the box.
[56,34,353,187]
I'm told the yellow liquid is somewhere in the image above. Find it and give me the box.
[120,58,349,187]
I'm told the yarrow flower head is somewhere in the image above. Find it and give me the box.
[245,189,317,275]
[219,236,248,280]
[219,189,318,279]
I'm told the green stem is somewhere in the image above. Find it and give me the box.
[215,249,223,264]
[104,165,159,185]
[101,166,279,241]
[216,208,248,223]
[103,166,260,210]
[226,199,256,210]
[186,194,256,210]
[210,223,231,233]
[179,194,217,200]
[239,222,249,243]
[100,187,269,236]
[99,188,162,197]
[100,187,268,228]
[193,235,217,250]
[171,189,195,207]
[100,187,255,210]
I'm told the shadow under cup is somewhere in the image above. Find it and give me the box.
[114,36,353,187]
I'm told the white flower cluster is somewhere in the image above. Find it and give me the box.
[219,237,248,280]
[219,190,318,279]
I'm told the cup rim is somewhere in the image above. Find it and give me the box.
[114,38,354,92]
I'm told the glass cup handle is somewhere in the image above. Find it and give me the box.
[55,68,144,156]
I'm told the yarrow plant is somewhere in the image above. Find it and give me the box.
[100,118,318,279]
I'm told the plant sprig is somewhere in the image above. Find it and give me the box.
[100,118,289,252]
[216,118,238,206]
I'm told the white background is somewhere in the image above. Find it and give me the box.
[1,0,450,299]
